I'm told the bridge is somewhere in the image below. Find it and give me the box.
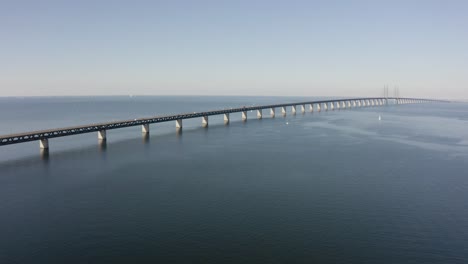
[0,97,449,151]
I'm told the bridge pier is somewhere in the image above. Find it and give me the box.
[142,124,150,134]
[336,102,340,110]
[323,103,328,111]
[301,104,306,113]
[317,104,321,112]
[281,106,287,115]
[39,138,49,149]
[202,116,209,127]
[98,130,106,141]
[342,101,346,108]
[242,111,247,121]
[257,109,263,119]
[309,104,314,112]
[224,113,230,124]
[291,105,296,114]
[330,102,334,110]
[270,108,275,117]
[176,119,183,130]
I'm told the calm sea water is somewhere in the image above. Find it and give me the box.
[0,96,467,263]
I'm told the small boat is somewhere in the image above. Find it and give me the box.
[378,115,381,121]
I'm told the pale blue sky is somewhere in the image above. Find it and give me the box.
[1,0,467,98]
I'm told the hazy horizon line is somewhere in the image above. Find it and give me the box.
[0,94,460,100]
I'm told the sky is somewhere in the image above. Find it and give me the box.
[1,0,467,98]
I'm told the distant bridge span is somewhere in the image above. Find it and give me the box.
[0,97,449,151]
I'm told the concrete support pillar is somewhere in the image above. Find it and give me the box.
[309,104,314,112]
[224,113,230,124]
[336,102,340,110]
[176,119,183,129]
[270,108,275,117]
[291,105,296,114]
[281,106,287,115]
[142,124,150,134]
[242,111,247,121]
[342,101,346,108]
[353,101,357,107]
[202,116,209,127]
[98,130,106,140]
[371,100,375,106]
[39,138,49,149]
[323,103,328,111]
[257,109,262,119]
[301,104,306,113]
[330,102,334,110]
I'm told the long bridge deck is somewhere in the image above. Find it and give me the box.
[0,97,449,149]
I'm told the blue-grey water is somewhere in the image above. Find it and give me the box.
[0,96,467,263]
